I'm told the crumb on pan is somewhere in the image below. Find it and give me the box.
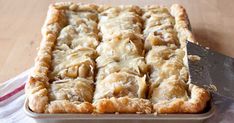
[188,55,201,61]
[204,84,218,92]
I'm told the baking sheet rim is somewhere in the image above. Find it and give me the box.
[24,98,215,120]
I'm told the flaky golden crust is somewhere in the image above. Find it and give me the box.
[172,4,210,112]
[93,97,152,113]
[25,5,66,113]
[26,3,95,113]
[46,100,93,113]
[93,4,151,114]
[26,78,49,113]
[149,4,210,114]
[52,2,98,12]
[153,85,210,113]
[142,4,210,114]
[170,4,196,48]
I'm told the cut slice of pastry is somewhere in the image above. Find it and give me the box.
[49,47,97,80]
[94,5,152,114]
[146,45,188,86]
[144,4,210,113]
[25,2,99,113]
[96,56,148,80]
[143,6,179,51]
[47,78,94,113]
[49,78,94,103]
[98,5,143,40]
[96,32,144,57]
[93,72,151,113]
[94,72,147,100]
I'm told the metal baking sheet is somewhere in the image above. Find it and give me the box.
[24,99,215,123]
[23,4,215,123]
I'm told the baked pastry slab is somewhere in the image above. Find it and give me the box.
[25,2,99,113]
[144,4,210,113]
[25,2,210,114]
[93,6,152,113]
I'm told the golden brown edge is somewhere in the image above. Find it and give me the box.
[153,85,210,113]
[170,4,196,48]
[93,97,152,114]
[151,4,210,113]
[46,100,93,113]
[25,3,94,113]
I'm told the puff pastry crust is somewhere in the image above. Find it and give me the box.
[93,5,152,113]
[144,4,210,113]
[25,2,210,114]
[26,2,99,113]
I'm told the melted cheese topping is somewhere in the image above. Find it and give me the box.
[146,45,189,102]
[150,76,188,103]
[96,56,148,80]
[94,6,147,101]
[146,45,188,84]
[50,10,99,80]
[48,9,99,103]
[94,72,147,101]
[98,6,143,41]
[143,6,189,103]
[56,25,99,49]
[49,78,94,102]
[143,6,178,50]
[50,47,96,80]
[96,33,144,57]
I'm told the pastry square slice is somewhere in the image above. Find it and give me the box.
[95,33,148,80]
[47,78,94,113]
[93,72,151,113]
[25,2,99,113]
[98,5,143,40]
